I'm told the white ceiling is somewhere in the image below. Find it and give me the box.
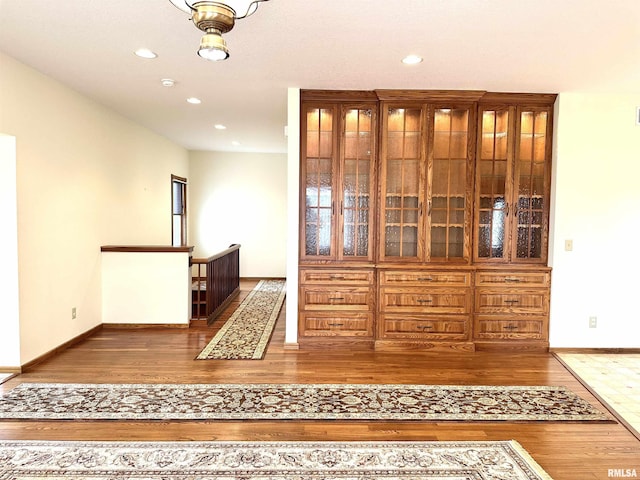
[1,0,639,153]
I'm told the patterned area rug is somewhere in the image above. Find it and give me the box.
[0,383,609,421]
[197,279,286,360]
[0,440,554,479]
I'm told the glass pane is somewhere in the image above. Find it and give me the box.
[342,108,373,258]
[514,109,548,260]
[343,224,355,256]
[318,208,331,255]
[430,108,469,260]
[477,109,510,259]
[402,226,418,257]
[305,224,317,256]
[443,226,463,258]
[304,108,333,256]
[431,226,446,258]
[357,225,369,256]
[383,107,423,259]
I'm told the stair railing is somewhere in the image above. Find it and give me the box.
[191,244,240,323]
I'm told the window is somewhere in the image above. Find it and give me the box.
[171,175,187,246]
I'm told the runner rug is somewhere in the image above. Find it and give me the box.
[0,383,609,421]
[0,440,554,479]
[196,279,286,360]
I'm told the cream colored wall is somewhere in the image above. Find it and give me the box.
[0,53,189,364]
[189,151,287,278]
[102,252,191,325]
[0,135,21,368]
[550,93,640,348]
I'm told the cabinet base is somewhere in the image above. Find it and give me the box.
[374,340,475,353]
[474,341,549,352]
[297,337,374,350]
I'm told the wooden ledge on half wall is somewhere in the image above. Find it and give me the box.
[100,245,194,253]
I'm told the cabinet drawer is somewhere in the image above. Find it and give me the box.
[476,271,550,288]
[300,286,373,311]
[380,270,471,287]
[381,314,469,340]
[300,313,373,337]
[475,289,548,315]
[300,269,374,286]
[474,316,547,340]
[380,288,471,314]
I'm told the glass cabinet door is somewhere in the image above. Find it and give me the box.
[429,107,472,261]
[513,107,550,262]
[341,107,375,260]
[302,106,337,258]
[475,107,513,261]
[381,107,425,260]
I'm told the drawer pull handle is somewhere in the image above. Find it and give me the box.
[504,299,520,304]
[330,275,345,280]
[418,325,434,330]
[328,323,344,327]
[417,299,433,303]
[418,276,434,281]
[329,297,345,301]
[503,325,519,330]
[504,277,521,283]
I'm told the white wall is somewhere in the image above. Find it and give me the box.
[285,88,300,345]
[0,135,21,369]
[550,93,640,348]
[189,151,287,278]
[0,52,189,364]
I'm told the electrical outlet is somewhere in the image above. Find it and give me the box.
[565,239,573,251]
[589,316,597,328]
[72,307,77,319]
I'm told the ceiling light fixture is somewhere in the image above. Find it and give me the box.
[402,54,423,65]
[187,97,202,104]
[134,48,158,59]
[214,124,227,129]
[169,1,270,61]
[161,78,176,87]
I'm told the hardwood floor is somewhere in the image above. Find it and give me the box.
[1,279,638,479]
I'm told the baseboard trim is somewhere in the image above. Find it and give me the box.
[21,324,103,373]
[550,347,640,354]
[0,367,21,374]
[102,323,189,329]
[283,342,300,350]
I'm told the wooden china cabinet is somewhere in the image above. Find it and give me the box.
[298,91,378,344]
[298,90,556,351]
[375,91,478,351]
[472,94,555,350]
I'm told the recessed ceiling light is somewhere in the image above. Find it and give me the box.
[402,54,423,65]
[161,78,175,87]
[214,124,227,130]
[186,97,202,104]
[232,141,241,146]
[134,48,157,59]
